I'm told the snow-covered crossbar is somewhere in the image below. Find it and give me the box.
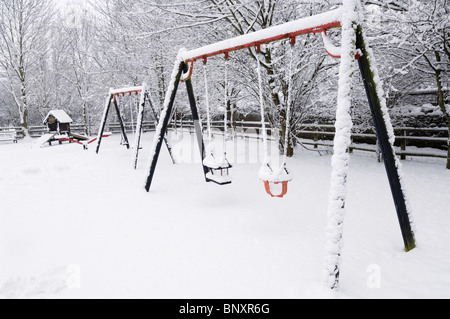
[181,8,342,63]
[110,86,144,97]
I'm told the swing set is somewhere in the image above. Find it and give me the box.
[144,0,416,291]
[144,9,344,197]
[96,83,175,169]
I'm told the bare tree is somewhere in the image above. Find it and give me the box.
[58,4,104,135]
[368,0,450,168]
[0,0,54,136]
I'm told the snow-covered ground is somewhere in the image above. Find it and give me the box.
[0,131,449,299]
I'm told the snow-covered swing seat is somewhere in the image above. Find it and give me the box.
[201,55,232,185]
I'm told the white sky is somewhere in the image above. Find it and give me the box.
[55,0,86,10]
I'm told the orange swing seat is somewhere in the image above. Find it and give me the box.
[263,180,289,198]
[260,164,291,198]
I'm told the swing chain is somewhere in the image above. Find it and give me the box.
[257,39,295,198]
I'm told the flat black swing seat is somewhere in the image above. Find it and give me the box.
[203,154,232,185]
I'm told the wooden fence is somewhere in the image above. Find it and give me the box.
[1,120,448,162]
[0,122,156,137]
[295,124,448,160]
[170,120,449,161]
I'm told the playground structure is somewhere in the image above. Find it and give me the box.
[34,110,109,149]
[43,110,73,135]
[144,0,416,291]
[38,110,73,147]
[96,84,175,168]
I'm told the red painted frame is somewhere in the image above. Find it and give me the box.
[184,21,341,63]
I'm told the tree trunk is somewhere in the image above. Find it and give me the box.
[279,109,294,157]
[263,49,294,157]
[432,51,449,169]
[232,103,237,132]
[83,101,89,136]
[447,117,450,170]
[226,98,232,136]
[20,83,29,137]
[21,107,29,137]
[226,101,237,137]
[158,64,166,109]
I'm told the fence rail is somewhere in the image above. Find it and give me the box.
[0,122,156,137]
[169,120,449,161]
[295,123,448,160]
[1,121,448,163]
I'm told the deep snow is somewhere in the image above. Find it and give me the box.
[0,131,449,299]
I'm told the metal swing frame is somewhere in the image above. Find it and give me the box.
[143,5,416,288]
[96,84,175,168]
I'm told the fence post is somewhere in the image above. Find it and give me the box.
[313,125,319,149]
[401,129,407,160]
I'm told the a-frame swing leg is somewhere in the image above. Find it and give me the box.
[96,92,131,154]
[355,25,416,252]
[132,89,146,169]
[146,92,176,165]
[96,93,114,154]
[144,61,185,192]
[113,98,130,149]
[132,90,176,169]
[183,63,210,181]
[144,60,210,192]
[324,14,416,291]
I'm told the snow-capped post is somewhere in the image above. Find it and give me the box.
[145,91,177,165]
[132,86,176,170]
[132,86,147,169]
[355,25,416,252]
[323,0,416,291]
[112,97,130,149]
[96,92,114,154]
[144,53,186,192]
[323,0,359,291]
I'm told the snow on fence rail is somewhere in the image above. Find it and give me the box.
[1,122,447,161]
[0,124,88,137]
[0,122,157,138]
[168,120,449,162]
[105,121,156,134]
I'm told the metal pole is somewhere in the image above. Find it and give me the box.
[146,92,176,165]
[144,61,184,192]
[355,24,416,252]
[183,62,209,180]
[132,89,146,169]
[113,98,130,149]
[96,94,114,154]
